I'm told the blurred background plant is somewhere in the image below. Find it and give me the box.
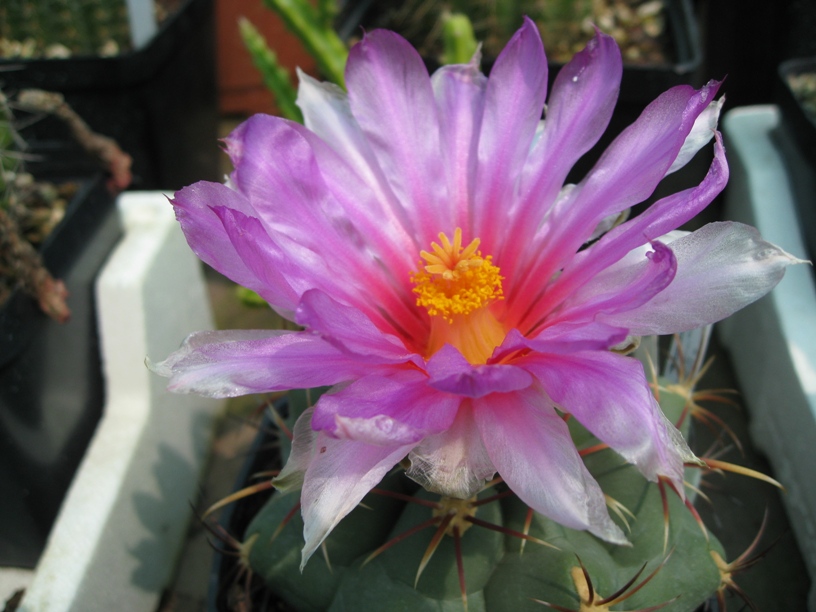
[237,0,673,126]
[361,0,669,66]
[0,0,184,59]
[0,86,131,320]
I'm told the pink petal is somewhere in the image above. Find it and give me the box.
[171,182,299,313]
[572,79,722,220]
[473,17,548,252]
[505,29,621,270]
[511,81,723,321]
[346,29,448,244]
[600,221,804,335]
[296,72,422,264]
[222,115,426,339]
[406,403,495,499]
[300,434,413,567]
[546,240,677,327]
[426,344,533,397]
[295,289,417,363]
[540,134,728,314]
[474,388,627,543]
[431,55,488,232]
[521,350,695,490]
[497,322,628,358]
[296,69,391,204]
[148,330,370,397]
[311,370,460,444]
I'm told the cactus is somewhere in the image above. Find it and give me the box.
[259,0,348,89]
[0,86,131,318]
[217,336,776,612]
[439,12,478,67]
[239,17,303,124]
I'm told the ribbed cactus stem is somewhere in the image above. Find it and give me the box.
[440,13,478,66]
[261,0,348,89]
[239,17,303,123]
[231,375,733,611]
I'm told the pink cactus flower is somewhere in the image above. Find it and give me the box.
[152,19,798,567]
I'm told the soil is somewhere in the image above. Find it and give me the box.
[361,0,672,67]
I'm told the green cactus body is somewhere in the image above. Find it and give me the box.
[239,17,303,124]
[261,0,348,89]
[238,379,725,611]
[439,13,478,67]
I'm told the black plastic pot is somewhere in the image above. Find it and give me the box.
[778,57,816,166]
[777,56,816,263]
[0,0,219,191]
[0,173,121,568]
[207,410,284,612]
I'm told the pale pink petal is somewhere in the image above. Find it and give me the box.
[311,371,460,444]
[300,434,413,567]
[520,350,695,489]
[569,80,722,220]
[667,97,724,174]
[223,116,426,338]
[496,323,628,359]
[148,330,369,397]
[296,70,422,263]
[273,406,317,492]
[474,388,627,543]
[296,69,392,203]
[600,221,804,335]
[406,403,495,499]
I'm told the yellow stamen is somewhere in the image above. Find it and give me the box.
[411,229,506,364]
[412,228,504,320]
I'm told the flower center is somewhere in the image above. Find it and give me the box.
[411,228,506,364]
[432,495,477,536]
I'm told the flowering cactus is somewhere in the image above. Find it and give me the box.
[153,17,799,611]
[235,375,729,611]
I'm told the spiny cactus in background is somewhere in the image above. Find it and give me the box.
[240,1,477,125]
[0,87,132,319]
[0,0,133,58]
[210,334,779,612]
[0,88,71,321]
[237,0,347,123]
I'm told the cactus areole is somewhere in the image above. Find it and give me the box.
[152,18,799,571]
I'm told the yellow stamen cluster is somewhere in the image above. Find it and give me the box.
[411,228,504,323]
